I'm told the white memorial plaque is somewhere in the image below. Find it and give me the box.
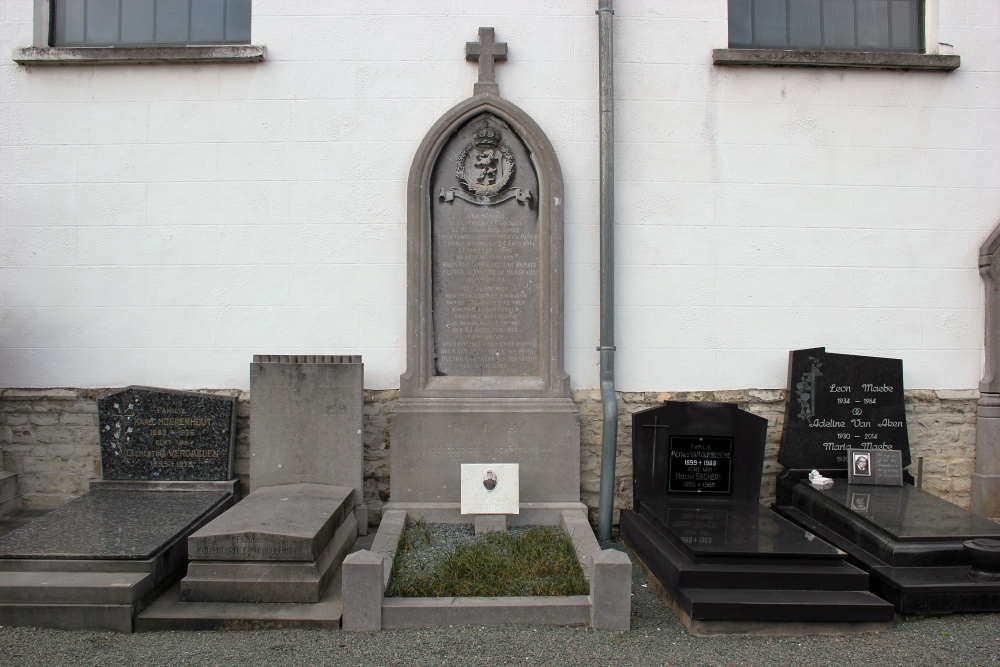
[460,463,519,515]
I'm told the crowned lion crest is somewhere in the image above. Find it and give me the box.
[440,119,532,206]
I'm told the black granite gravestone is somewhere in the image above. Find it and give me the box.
[773,350,1000,613]
[780,348,909,472]
[0,387,238,631]
[621,401,893,633]
[98,386,236,482]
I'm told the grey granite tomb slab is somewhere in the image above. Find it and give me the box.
[182,483,357,603]
[187,483,354,562]
[249,356,364,507]
[0,490,231,560]
[388,39,581,518]
[98,386,236,482]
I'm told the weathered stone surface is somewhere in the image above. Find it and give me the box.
[473,514,506,535]
[182,511,358,603]
[188,484,354,562]
[390,402,579,504]
[712,48,960,71]
[382,596,590,629]
[590,549,631,631]
[342,550,385,632]
[249,358,364,504]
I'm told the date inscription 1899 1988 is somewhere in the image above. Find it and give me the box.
[667,436,734,494]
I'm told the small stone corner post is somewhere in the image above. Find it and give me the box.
[975,220,1000,518]
[341,550,385,632]
[589,549,632,631]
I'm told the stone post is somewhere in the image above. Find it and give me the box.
[341,550,384,632]
[975,220,1000,518]
[589,549,631,631]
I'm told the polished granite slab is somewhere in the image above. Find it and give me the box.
[98,387,236,482]
[808,481,1000,541]
[0,490,229,560]
[639,500,842,559]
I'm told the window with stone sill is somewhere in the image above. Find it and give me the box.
[717,0,959,70]
[14,0,262,65]
[728,0,924,53]
[51,0,251,47]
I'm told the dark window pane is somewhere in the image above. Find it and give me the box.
[789,0,823,50]
[728,0,753,48]
[891,0,921,50]
[121,0,156,44]
[53,0,249,46]
[858,0,891,49]
[191,0,226,43]
[823,0,857,49]
[54,0,86,46]
[225,0,253,44]
[86,0,121,45]
[155,0,191,44]
[753,0,788,48]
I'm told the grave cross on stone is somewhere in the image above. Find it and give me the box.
[466,27,507,96]
[643,416,670,470]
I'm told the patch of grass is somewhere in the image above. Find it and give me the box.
[396,517,432,552]
[388,525,589,598]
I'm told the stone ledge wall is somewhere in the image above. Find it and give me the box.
[0,388,979,525]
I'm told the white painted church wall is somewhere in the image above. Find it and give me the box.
[0,1,997,392]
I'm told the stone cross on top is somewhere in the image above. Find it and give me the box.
[466,27,507,96]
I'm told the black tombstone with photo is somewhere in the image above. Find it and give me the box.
[779,347,910,480]
[621,401,893,632]
[773,349,1000,613]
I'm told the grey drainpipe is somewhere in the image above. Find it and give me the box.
[596,0,617,542]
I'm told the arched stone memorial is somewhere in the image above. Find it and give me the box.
[387,28,582,521]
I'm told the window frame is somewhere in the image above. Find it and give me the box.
[714,0,959,71]
[13,0,264,66]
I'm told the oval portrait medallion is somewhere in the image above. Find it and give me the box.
[482,468,498,491]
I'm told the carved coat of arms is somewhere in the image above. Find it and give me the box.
[439,120,532,206]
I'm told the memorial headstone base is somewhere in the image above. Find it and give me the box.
[389,399,581,514]
[0,481,237,631]
[774,474,1000,613]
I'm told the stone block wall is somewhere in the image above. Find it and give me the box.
[0,387,980,524]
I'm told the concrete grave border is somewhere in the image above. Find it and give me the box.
[342,510,631,632]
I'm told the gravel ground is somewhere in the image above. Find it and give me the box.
[1,540,999,667]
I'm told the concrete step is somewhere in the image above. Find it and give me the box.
[681,587,895,623]
[676,559,870,591]
[0,602,135,632]
[624,509,869,592]
[135,577,344,632]
[0,571,152,605]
